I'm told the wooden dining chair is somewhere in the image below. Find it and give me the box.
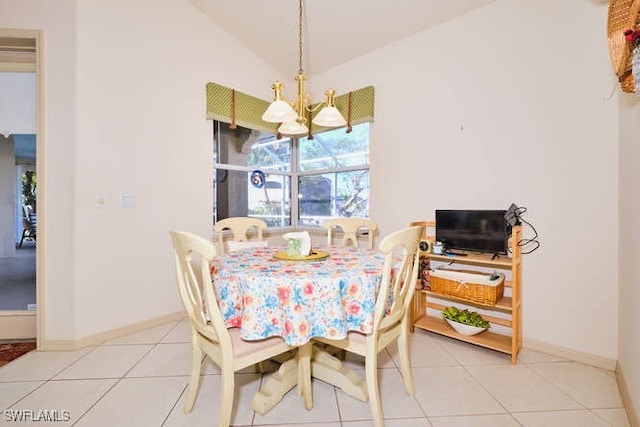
[323,217,379,249]
[213,217,267,254]
[169,230,291,427]
[18,205,37,248]
[312,225,423,427]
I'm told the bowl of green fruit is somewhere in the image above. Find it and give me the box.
[442,306,490,336]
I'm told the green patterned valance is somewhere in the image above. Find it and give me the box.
[206,82,374,135]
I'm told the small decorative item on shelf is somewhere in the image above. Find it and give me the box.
[418,255,431,290]
[442,306,490,336]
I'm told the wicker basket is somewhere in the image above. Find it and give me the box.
[430,268,504,306]
[608,0,640,93]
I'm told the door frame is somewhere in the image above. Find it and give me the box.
[0,28,45,347]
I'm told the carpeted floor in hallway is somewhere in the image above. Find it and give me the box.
[0,341,36,367]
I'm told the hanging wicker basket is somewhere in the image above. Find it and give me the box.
[608,0,640,93]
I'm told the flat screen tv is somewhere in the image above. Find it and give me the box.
[435,210,511,255]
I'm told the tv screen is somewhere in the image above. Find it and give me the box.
[435,210,511,254]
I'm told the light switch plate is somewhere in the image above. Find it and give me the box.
[120,194,136,208]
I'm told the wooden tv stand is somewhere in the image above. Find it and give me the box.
[410,222,523,364]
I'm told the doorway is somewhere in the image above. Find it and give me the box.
[0,31,40,341]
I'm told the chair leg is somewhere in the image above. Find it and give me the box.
[184,341,203,413]
[397,331,415,395]
[365,350,384,427]
[19,230,26,248]
[219,366,235,427]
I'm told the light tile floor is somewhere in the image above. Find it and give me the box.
[0,320,630,426]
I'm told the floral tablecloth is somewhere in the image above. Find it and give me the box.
[211,245,386,346]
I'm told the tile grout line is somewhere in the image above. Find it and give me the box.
[523,361,593,411]
[456,362,524,424]
[160,381,189,426]
[70,378,121,426]
[412,332,509,422]
[461,360,592,422]
[432,335,609,420]
[70,339,161,426]
[69,320,196,425]
[2,344,101,411]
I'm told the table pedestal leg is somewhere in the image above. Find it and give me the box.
[311,347,368,402]
[251,357,298,415]
[252,343,367,414]
[297,342,313,409]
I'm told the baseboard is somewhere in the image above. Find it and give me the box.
[523,337,617,371]
[0,311,36,340]
[616,361,639,427]
[39,311,185,351]
[526,343,638,426]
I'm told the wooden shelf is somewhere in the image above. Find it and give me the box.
[411,224,522,364]
[422,289,513,312]
[413,315,512,354]
[429,252,513,267]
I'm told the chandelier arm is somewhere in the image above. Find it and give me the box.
[305,102,326,113]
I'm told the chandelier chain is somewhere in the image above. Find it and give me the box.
[262,0,346,134]
[298,0,304,74]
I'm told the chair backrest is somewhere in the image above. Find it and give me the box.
[373,225,423,332]
[213,217,267,254]
[169,231,232,350]
[323,217,379,249]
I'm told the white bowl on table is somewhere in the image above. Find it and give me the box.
[445,319,488,336]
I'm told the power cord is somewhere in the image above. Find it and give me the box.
[507,205,540,254]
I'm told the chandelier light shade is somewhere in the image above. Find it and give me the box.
[262,0,347,136]
[277,120,309,136]
[261,82,297,123]
[312,89,347,127]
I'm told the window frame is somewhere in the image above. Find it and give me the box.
[213,122,370,230]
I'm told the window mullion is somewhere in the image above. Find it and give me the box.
[291,138,300,228]
[297,165,369,177]
[214,164,293,174]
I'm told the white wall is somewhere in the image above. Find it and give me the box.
[313,0,619,359]
[618,93,640,421]
[71,0,285,338]
[1,0,285,340]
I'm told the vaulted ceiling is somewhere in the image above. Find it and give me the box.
[1,2,500,73]
[190,0,499,76]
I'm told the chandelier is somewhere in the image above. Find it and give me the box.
[261,0,347,136]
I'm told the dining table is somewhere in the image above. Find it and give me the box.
[211,244,387,414]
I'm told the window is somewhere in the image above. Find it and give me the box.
[213,121,370,228]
